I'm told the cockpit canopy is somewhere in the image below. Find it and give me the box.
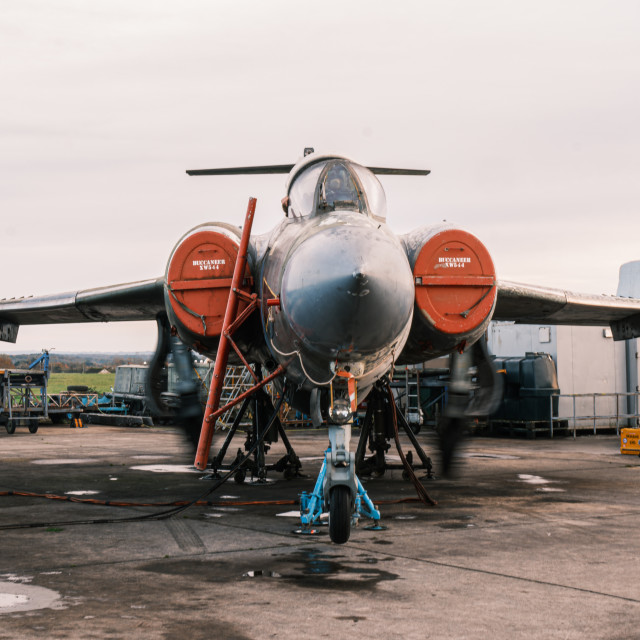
[287,158,387,221]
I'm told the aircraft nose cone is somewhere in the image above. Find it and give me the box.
[281,223,414,354]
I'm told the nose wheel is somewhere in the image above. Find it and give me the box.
[329,485,351,544]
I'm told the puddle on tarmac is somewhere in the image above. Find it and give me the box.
[141,549,398,591]
[438,522,476,529]
[32,459,96,465]
[0,594,28,607]
[65,490,99,496]
[0,580,63,614]
[393,515,417,520]
[130,465,200,473]
[518,475,567,492]
[278,547,399,590]
[464,453,520,460]
[518,474,550,484]
[1,575,32,584]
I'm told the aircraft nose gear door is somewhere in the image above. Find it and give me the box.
[299,419,384,544]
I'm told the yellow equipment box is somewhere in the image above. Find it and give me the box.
[620,428,640,455]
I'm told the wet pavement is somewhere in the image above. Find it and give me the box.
[1,423,640,639]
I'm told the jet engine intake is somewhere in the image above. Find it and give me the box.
[399,225,497,364]
[164,223,256,356]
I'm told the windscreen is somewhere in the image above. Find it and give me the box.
[288,159,387,220]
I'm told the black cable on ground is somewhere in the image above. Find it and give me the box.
[0,492,425,507]
[0,394,286,531]
[0,491,298,508]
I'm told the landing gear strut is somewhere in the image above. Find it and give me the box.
[439,338,503,476]
[208,376,302,482]
[299,421,383,544]
[355,380,434,479]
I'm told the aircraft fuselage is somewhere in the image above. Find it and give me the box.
[257,210,415,413]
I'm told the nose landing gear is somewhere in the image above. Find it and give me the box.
[298,422,383,544]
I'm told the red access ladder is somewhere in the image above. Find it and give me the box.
[194,198,284,470]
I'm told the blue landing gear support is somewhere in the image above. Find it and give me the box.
[298,448,384,542]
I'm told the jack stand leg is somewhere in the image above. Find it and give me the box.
[274,421,303,479]
[356,476,386,531]
[394,407,434,478]
[210,396,252,477]
[296,452,328,535]
[252,391,267,483]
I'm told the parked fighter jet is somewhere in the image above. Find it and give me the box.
[1,149,639,543]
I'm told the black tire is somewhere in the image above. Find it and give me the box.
[5,422,16,435]
[28,423,39,434]
[234,469,246,484]
[329,485,351,544]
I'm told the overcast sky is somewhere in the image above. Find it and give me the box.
[2,0,639,353]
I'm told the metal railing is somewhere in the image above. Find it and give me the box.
[549,392,640,438]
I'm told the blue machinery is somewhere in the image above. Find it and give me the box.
[27,350,51,375]
[1,350,52,434]
[298,446,385,534]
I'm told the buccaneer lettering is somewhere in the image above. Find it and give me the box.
[192,259,226,271]
[438,256,471,268]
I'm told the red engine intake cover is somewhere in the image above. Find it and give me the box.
[413,229,496,335]
[166,227,252,337]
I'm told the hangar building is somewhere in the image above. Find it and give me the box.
[487,261,640,430]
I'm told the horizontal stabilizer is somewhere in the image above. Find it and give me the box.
[367,167,430,176]
[187,165,430,177]
[187,165,294,176]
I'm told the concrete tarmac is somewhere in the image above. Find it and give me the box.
[1,423,639,639]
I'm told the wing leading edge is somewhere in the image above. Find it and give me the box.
[0,278,165,343]
[494,280,640,340]
[1,276,639,346]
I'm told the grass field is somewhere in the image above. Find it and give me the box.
[48,373,116,394]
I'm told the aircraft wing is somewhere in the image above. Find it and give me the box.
[0,278,165,343]
[494,280,640,340]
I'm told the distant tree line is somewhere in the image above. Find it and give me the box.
[0,353,152,373]
[0,354,13,368]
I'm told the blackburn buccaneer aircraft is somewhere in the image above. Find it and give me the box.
[1,149,639,543]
